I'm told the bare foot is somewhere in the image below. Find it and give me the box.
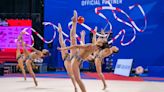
[75,87,78,92]
[102,84,107,90]
[71,10,77,23]
[58,23,62,32]
[24,76,27,81]
[34,80,38,87]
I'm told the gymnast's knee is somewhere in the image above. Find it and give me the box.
[74,77,81,82]
[97,72,103,77]
[68,73,74,78]
[25,61,30,66]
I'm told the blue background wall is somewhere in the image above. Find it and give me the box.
[44,0,164,68]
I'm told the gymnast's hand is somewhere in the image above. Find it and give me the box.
[80,30,86,36]
[57,47,62,50]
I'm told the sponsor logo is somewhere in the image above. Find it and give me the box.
[81,0,123,6]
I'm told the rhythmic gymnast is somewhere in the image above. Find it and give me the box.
[58,28,104,92]
[57,23,77,92]
[21,36,50,86]
[82,29,119,90]
[94,30,119,90]
[16,32,27,81]
[58,10,87,92]
[70,10,87,92]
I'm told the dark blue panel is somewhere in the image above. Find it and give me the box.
[44,0,164,68]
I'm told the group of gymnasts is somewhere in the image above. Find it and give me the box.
[16,10,119,92]
[16,32,50,86]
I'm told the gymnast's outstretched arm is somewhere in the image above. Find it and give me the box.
[58,44,90,51]
[92,26,97,45]
[26,44,42,55]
